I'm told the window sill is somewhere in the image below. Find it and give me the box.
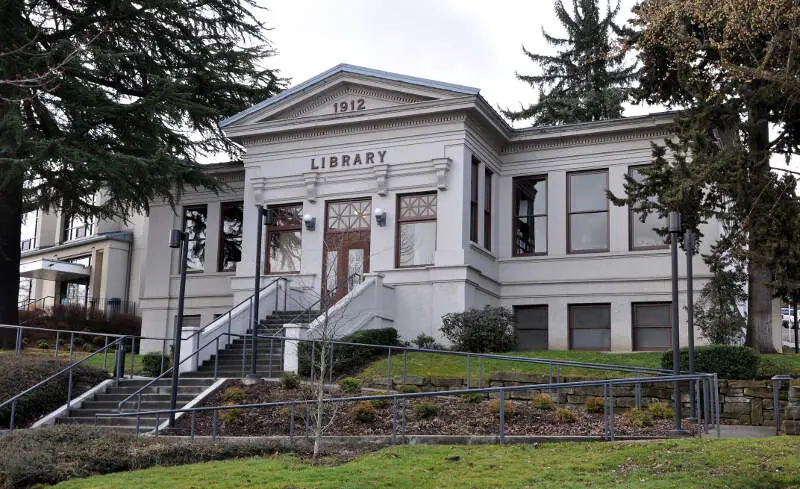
[469,242,496,259]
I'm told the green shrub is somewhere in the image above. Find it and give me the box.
[370,391,391,409]
[661,345,760,379]
[36,339,49,349]
[338,377,362,394]
[414,402,440,419]
[584,397,605,414]
[0,356,108,428]
[532,393,555,410]
[440,306,517,353]
[397,384,420,394]
[280,372,301,390]
[0,425,294,489]
[647,401,674,420]
[350,401,376,424]
[141,352,169,378]
[487,398,514,417]
[460,392,484,404]
[556,407,576,423]
[297,328,400,378]
[412,333,442,350]
[219,386,246,404]
[218,406,243,426]
[622,408,653,428]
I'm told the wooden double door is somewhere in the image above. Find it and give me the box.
[323,198,371,303]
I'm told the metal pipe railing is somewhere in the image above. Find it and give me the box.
[96,372,719,441]
[0,335,128,431]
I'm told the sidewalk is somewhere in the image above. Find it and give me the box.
[703,425,777,438]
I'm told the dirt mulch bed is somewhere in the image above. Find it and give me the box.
[173,380,700,438]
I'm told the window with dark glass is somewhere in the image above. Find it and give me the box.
[484,168,492,251]
[62,214,95,242]
[568,170,609,253]
[515,305,548,350]
[182,205,208,273]
[397,193,437,267]
[470,157,479,243]
[629,166,668,250]
[267,203,302,274]
[513,176,547,256]
[632,302,672,351]
[569,303,611,350]
[218,201,243,272]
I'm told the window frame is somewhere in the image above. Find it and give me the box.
[217,201,244,273]
[514,305,549,350]
[628,165,669,251]
[568,303,612,351]
[484,168,493,251]
[395,191,438,268]
[567,169,610,254]
[265,202,303,275]
[181,204,208,274]
[512,175,548,257]
[470,157,479,243]
[632,301,673,351]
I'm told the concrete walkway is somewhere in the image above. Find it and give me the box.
[703,425,777,438]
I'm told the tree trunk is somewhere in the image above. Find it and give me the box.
[0,165,23,347]
[747,259,778,352]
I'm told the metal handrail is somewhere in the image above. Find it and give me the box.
[18,295,55,312]
[96,371,720,441]
[183,277,288,342]
[1,335,128,431]
[1,323,127,340]
[283,272,363,326]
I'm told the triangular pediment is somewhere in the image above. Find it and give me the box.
[220,64,480,130]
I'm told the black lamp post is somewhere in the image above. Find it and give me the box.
[168,228,189,427]
[251,203,271,378]
[685,229,697,421]
[668,211,685,433]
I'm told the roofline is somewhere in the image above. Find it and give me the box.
[509,110,676,138]
[219,63,480,128]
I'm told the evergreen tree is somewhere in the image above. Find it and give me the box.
[0,0,285,346]
[502,0,637,125]
[619,0,800,352]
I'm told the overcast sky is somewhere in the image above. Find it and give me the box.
[260,0,646,124]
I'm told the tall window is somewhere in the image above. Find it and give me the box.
[513,176,547,256]
[515,305,548,350]
[62,214,95,242]
[629,166,668,250]
[18,278,32,307]
[20,210,38,251]
[632,302,672,351]
[470,157,479,242]
[267,203,302,274]
[569,303,611,350]
[182,205,208,273]
[218,202,243,272]
[568,170,609,253]
[484,168,492,250]
[397,193,437,267]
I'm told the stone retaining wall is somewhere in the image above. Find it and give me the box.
[786,386,800,435]
[365,372,799,428]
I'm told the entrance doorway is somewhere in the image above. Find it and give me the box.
[323,198,371,303]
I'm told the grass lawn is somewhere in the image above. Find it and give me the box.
[50,437,800,489]
[359,350,800,381]
[0,349,147,375]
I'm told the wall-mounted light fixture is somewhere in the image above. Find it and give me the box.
[303,213,316,231]
[374,207,387,227]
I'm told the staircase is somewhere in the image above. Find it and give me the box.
[183,310,319,379]
[55,378,216,432]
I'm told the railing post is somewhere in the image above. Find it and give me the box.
[212,410,217,440]
[703,377,710,434]
[603,384,609,440]
[401,398,407,443]
[290,403,295,441]
[55,331,61,359]
[478,358,483,388]
[402,350,407,385]
[114,340,124,386]
[609,384,615,441]
[269,337,274,377]
[466,355,471,390]
[9,399,16,432]
[66,369,74,415]
[214,337,220,381]
[635,374,642,410]
[227,310,232,338]
[15,327,22,356]
[69,333,74,362]
[714,374,721,438]
[129,336,136,379]
[103,336,109,370]
[387,347,392,391]
[499,390,505,445]
[283,278,288,311]
[191,411,196,440]
[392,397,398,445]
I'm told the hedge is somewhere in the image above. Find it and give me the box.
[0,356,109,428]
[0,425,298,489]
[298,328,399,378]
[660,345,760,379]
